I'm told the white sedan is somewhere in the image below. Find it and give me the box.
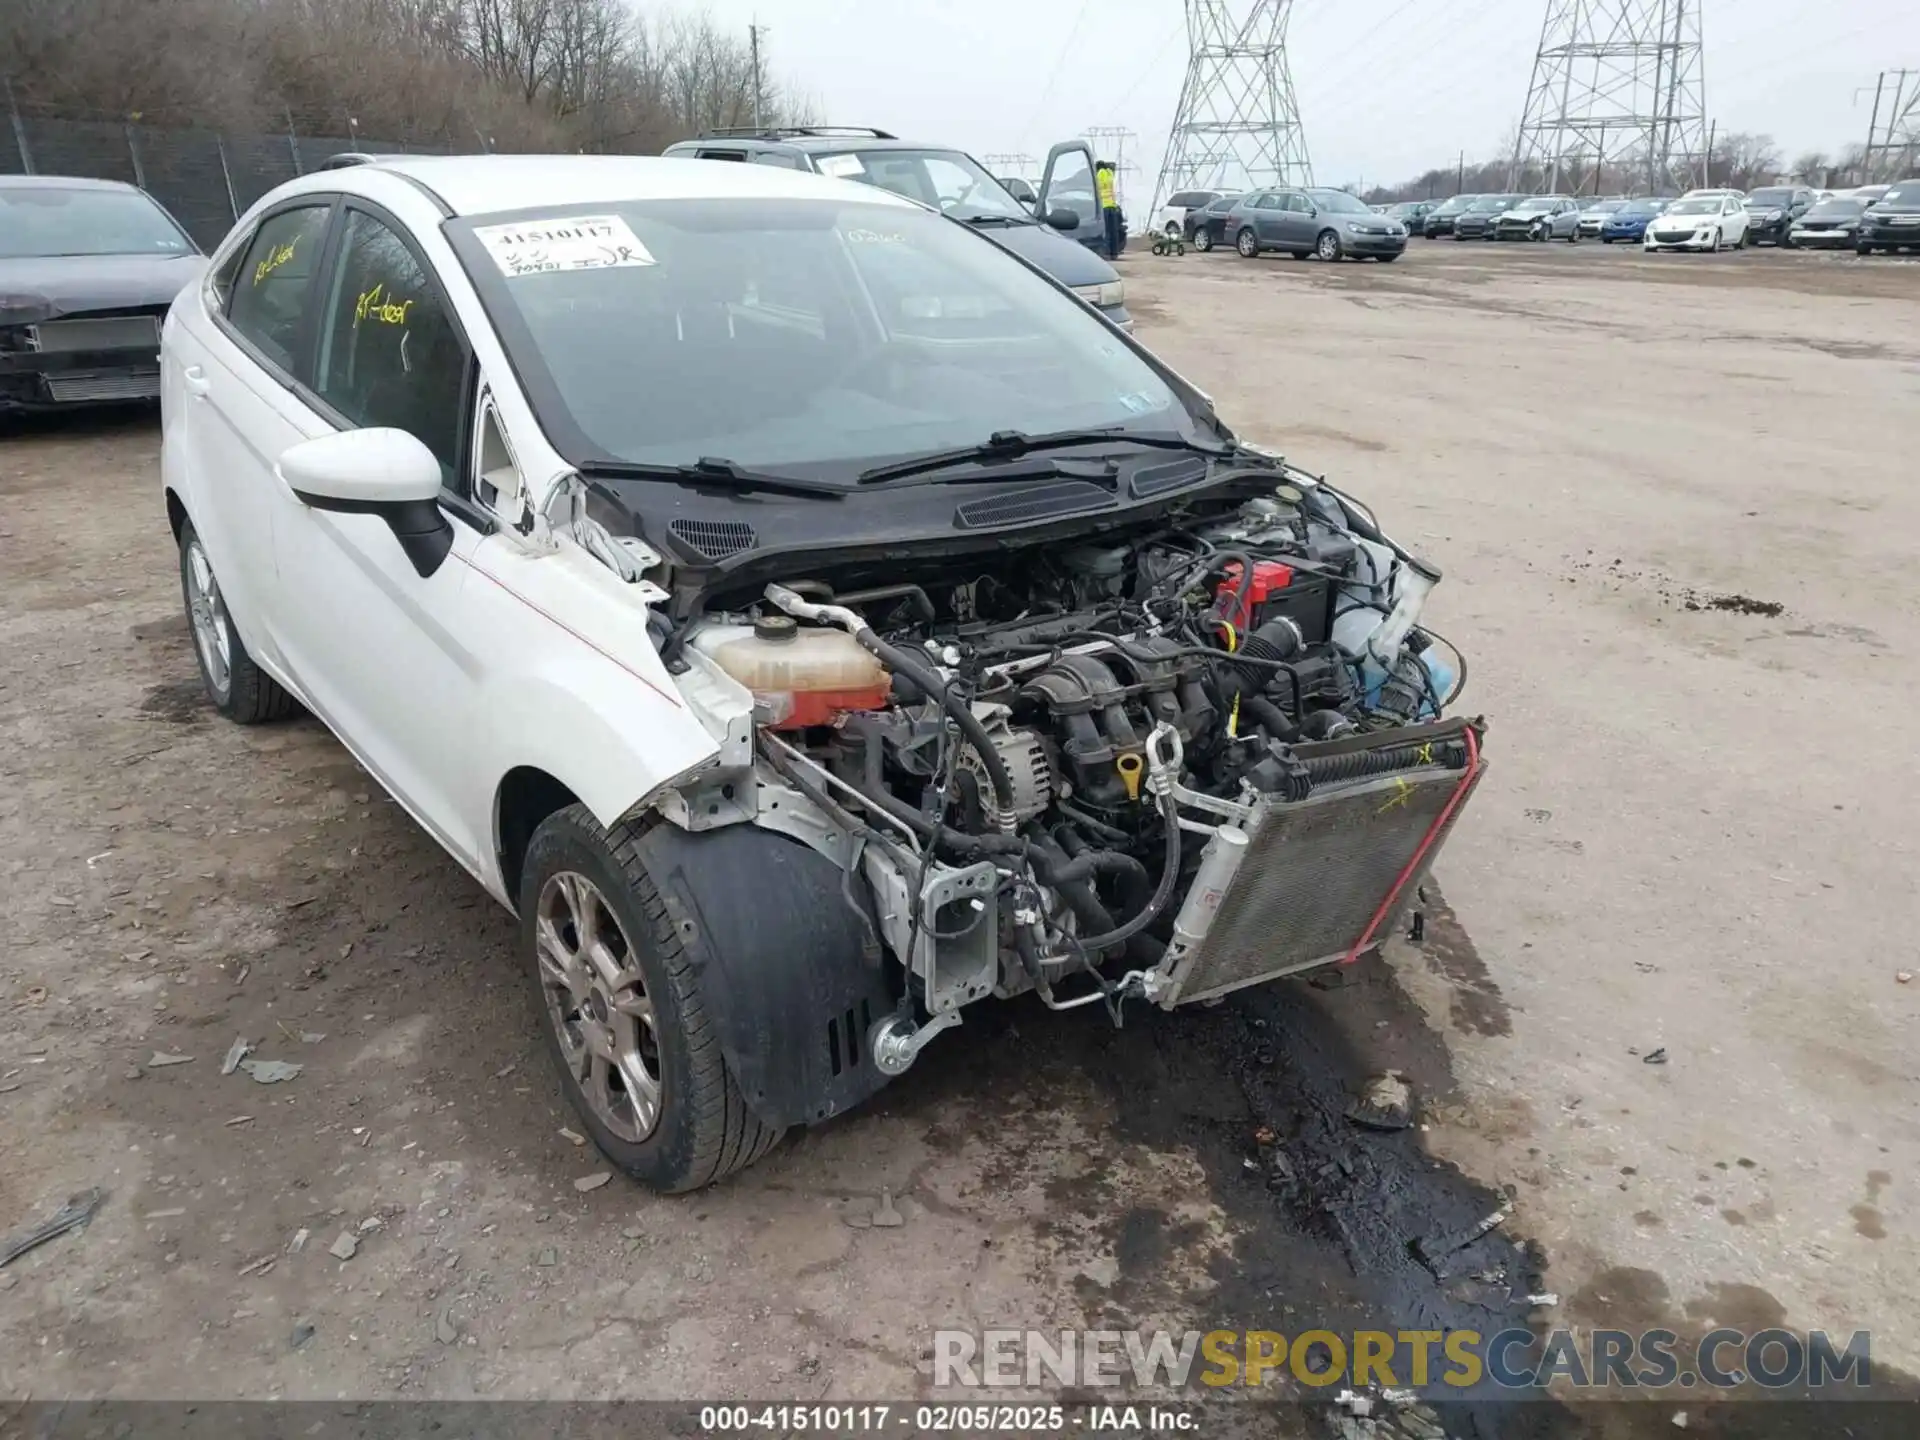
[1643,193,1751,251]
[160,155,1483,1190]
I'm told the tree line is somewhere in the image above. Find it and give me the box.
[1,0,814,151]
[1351,134,1878,204]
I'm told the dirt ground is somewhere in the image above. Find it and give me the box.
[2,239,1917,1424]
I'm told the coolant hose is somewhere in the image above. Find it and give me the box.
[855,633,1017,819]
[841,721,1025,856]
[1067,799,1183,951]
[764,582,1017,819]
[1027,834,1122,954]
[1031,845,1151,891]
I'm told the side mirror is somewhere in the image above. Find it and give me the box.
[277,428,453,578]
[1045,207,1081,231]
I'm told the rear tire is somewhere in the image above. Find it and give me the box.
[177,520,296,725]
[1236,227,1259,258]
[1857,244,1873,255]
[521,805,783,1192]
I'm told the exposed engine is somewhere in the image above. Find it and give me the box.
[669,466,1486,1073]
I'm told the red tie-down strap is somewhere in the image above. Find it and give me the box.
[1340,724,1482,965]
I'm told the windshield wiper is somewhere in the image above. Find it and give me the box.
[957,212,1036,227]
[857,428,1232,487]
[577,456,846,500]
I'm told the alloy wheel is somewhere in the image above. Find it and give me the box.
[183,538,231,700]
[1237,229,1258,257]
[1317,231,1339,261]
[535,870,663,1143]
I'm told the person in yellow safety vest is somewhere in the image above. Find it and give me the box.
[1095,160,1122,257]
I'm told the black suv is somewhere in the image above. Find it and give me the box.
[661,127,1132,330]
[1857,178,1920,255]
[1743,185,1816,246]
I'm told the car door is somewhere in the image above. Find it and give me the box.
[266,200,493,871]
[1036,139,1105,254]
[1723,197,1749,244]
[174,198,339,677]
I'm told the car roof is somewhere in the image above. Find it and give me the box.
[0,173,142,194]
[674,129,970,157]
[319,153,921,218]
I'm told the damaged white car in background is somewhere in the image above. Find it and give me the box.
[160,154,1486,1191]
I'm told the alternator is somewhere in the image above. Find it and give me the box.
[957,723,1053,827]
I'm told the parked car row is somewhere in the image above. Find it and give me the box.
[1393,182,1920,255]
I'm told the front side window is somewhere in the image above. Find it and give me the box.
[225,205,332,373]
[449,198,1194,477]
[312,209,466,480]
[0,183,195,260]
[815,149,1031,221]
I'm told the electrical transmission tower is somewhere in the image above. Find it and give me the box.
[1862,69,1919,182]
[1149,0,1310,224]
[1509,0,1707,195]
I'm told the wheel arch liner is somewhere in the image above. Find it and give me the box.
[633,822,898,1130]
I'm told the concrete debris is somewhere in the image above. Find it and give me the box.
[535,1247,559,1267]
[871,1189,905,1228]
[1,1187,107,1268]
[237,1254,276,1277]
[144,1208,187,1220]
[559,1127,586,1147]
[1346,1071,1415,1130]
[840,1201,873,1230]
[1333,1389,1374,1416]
[289,1322,316,1351]
[1671,1412,1688,1429]
[299,1031,327,1044]
[573,1172,612,1193]
[1643,1047,1669,1065]
[1526,1292,1560,1308]
[238,1059,303,1084]
[288,1228,310,1254]
[357,1216,383,1232]
[435,1307,459,1345]
[147,1052,193,1067]
[328,1232,359,1261]
[1897,971,1913,985]
[1079,1257,1121,1287]
[224,1115,254,1127]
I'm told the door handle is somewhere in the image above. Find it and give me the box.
[182,366,212,397]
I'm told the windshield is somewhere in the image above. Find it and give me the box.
[1308,190,1370,214]
[811,148,1031,221]
[1883,183,1920,206]
[1665,199,1718,216]
[0,184,195,260]
[1468,196,1519,212]
[1616,202,1662,216]
[1584,199,1626,213]
[1512,199,1556,213]
[449,198,1193,477]
[1435,196,1476,213]
[1806,199,1866,218]
[1746,189,1794,206]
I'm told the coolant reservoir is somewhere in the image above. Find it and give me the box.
[691,615,889,729]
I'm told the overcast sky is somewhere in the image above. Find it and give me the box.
[699,0,1918,198]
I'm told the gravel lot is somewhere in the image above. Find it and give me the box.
[2,239,1916,1416]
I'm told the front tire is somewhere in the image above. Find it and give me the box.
[1193,228,1213,252]
[177,520,296,725]
[1316,228,1341,262]
[522,805,782,1192]
[1236,227,1260,258]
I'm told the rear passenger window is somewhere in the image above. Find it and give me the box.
[226,205,331,373]
[312,209,467,482]
[751,152,802,169]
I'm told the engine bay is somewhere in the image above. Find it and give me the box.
[653,463,1486,1069]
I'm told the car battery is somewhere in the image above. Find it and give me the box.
[1219,560,1334,645]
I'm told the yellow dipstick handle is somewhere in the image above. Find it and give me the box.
[1116,752,1145,802]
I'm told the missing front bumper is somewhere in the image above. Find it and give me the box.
[1155,717,1487,1007]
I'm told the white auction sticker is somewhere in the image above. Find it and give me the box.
[473,214,655,278]
[815,154,866,179]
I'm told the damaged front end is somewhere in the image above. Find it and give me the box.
[570,459,1486,1106]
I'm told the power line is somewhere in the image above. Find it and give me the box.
[1020,0,1097,149]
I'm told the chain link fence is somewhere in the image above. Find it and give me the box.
[3,108,450,249]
